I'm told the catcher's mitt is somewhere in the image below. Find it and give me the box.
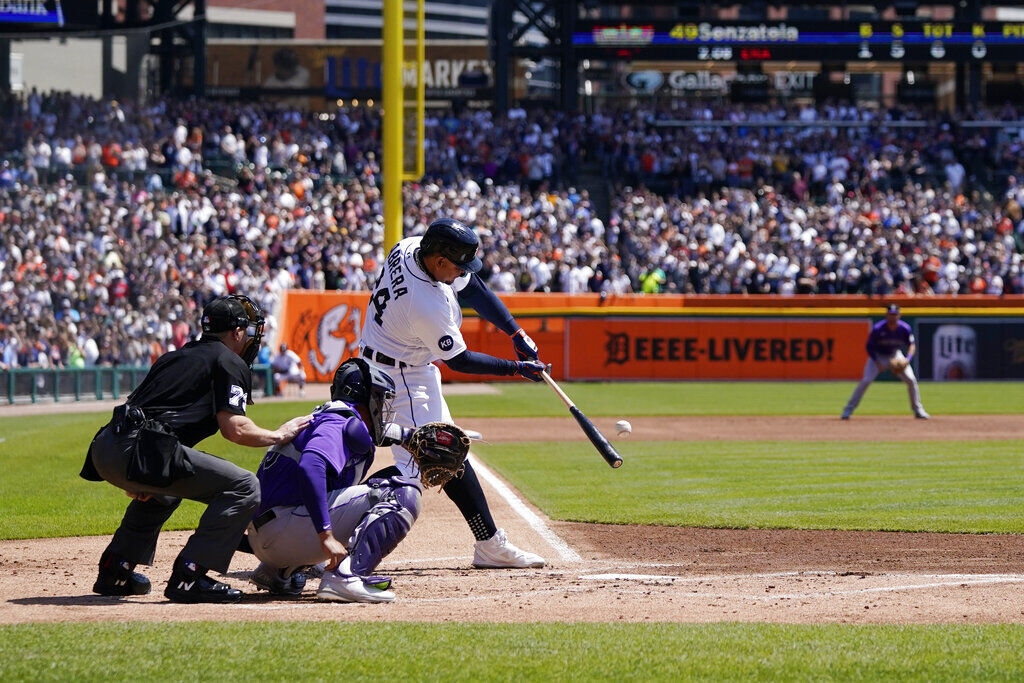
[889,352,908,373]
[404,421,469,488]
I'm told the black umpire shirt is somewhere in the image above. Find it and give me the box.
[124,336,252,448]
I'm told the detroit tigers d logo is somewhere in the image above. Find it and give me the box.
[605,332,630,365]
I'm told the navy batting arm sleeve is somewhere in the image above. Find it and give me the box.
[444,349,519,376]
[456,273,519,336]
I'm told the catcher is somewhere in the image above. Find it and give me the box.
[245,357,469,603]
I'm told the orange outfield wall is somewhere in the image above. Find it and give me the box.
[565,319,867,380]
[278,291,1024,382]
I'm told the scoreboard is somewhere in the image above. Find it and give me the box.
[0,1,63,26]
[0,1,100,33]
[574,20,1024,61]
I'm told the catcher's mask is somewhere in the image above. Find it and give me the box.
[331,357,396,444]
[201,295,265,365]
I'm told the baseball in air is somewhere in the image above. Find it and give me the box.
[615,420,632,436]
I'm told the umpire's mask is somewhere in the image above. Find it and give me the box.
[331,358,396,444]
[202,295,266,365]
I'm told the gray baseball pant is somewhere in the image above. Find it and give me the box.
[89,425,260,574]
[843,354,925,418]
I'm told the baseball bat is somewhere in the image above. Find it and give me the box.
[540,371,623,469]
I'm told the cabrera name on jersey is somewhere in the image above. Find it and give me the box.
[359,236,470,367]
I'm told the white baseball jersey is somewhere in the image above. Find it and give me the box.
[359,236,471,367]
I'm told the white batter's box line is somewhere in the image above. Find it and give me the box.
[580,571,811,583]
[466,452,583,563]
[383,555,473,565]
[228,584,601,610]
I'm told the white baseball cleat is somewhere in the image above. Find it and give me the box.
[473,528,545,568]
[915,410,931,419]
[316,571,395,603]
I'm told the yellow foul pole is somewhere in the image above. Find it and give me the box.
[383,0,403,251]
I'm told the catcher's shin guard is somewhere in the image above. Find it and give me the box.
[347,480,421,576]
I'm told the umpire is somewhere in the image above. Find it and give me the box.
[80,295,310,603]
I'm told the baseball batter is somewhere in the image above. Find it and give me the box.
[842,304,930,420]
[358,217,549,568]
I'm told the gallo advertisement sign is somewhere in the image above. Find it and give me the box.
[566,319,868,380]
[624,69,772,96]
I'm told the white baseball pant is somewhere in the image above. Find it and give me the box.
[366,360,456,481]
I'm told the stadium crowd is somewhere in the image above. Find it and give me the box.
[1,90,1023,369]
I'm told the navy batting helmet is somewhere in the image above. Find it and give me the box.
[420,218,482,273]
[331,357,396,445]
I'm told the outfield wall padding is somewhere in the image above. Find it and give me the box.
[279,292,1024,382]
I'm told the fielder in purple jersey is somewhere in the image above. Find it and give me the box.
[842,304,930,420]
[246,357,422,603]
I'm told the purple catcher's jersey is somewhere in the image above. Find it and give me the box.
[865,319,914,360]
[255,401,375,516]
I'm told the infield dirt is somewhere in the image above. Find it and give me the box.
[2,414,1022,625]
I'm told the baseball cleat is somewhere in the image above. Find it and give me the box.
[473,528,545,569]
[250,562,306,597]
[302,562,327,579]
[92,552,151,596]
[915,411,931,419]
[317,571,395,603]
[840,414,850,420]
[164,572,243,604]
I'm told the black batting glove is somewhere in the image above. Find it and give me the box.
[511,328,539,362]
[514,360,549,382]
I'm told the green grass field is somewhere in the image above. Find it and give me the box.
[444,380,1024,417]
[477,440,1024,532]
[1,382,1018,539]
[1,381,1021,679]
[2,622,1024,681]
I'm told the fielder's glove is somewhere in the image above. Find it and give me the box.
[511,328,540,362]
[889,352,909,373]
[404,421,470,488]
[514,360,549,382]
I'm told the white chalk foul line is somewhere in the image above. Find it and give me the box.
[578,571,1024,600]
[783,575,1024,599]
[466,452,582,563]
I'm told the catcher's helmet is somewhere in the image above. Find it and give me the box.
[419,218,482,273]
[201,294,265,365]
[331,357,396,444]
